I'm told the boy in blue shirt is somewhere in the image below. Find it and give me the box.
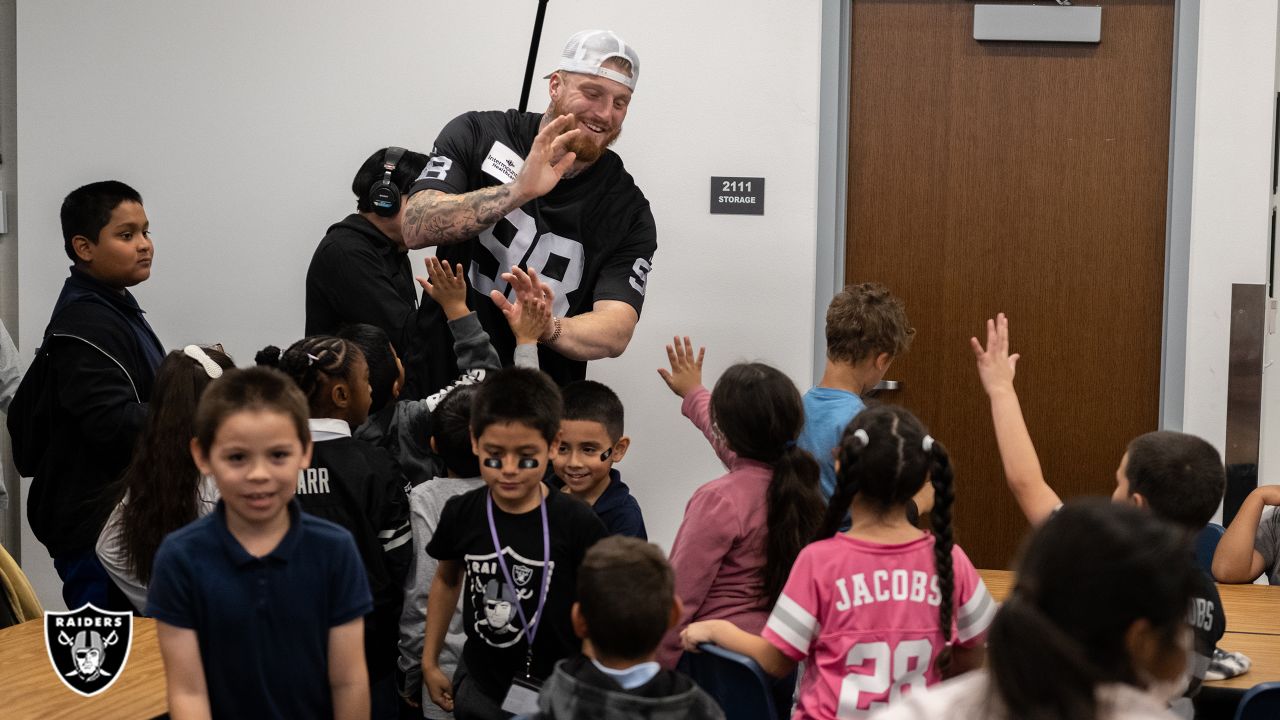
[148,368,372,719]
[798,282,913,500]
[551,380,646,539]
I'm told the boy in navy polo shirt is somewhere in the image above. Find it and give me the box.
[422,368,607,719]
[148,368,373,720]
[551,380,646,539]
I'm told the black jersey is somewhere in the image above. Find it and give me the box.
[296,437,411,680]
[1186,567,1226,697]
[404,109,656,392]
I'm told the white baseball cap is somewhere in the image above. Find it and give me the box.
[546,29,639,91]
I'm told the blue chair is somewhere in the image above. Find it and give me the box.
[1233,681,1280,719]
[1196,523,1226,574]
[679,643,794,720]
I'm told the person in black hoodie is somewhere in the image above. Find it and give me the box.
[256,335,410,720]
[531,535,722,720]
[305,146,429,362]
[8,181,163,611]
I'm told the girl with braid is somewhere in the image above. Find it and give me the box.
[257,336,410,720]
[681,405,995,719]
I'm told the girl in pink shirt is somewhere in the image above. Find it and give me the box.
[681,405,996,719]
[656,337,825,669]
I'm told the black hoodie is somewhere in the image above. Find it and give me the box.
[305,213,417,358]
[10,267,162,557]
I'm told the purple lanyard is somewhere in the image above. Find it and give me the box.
[486,488,552,676]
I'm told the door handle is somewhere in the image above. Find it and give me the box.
[872,380,902,391]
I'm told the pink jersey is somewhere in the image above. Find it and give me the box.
[761,533,995,719]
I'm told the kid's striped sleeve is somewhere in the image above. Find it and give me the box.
[762,550,819,661]
[952,546,997,645]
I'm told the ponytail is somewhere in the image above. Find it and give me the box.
[709,363,824,609]
[762,443,824,606]
[815,429,867,541]
[987,594,1098,720]
[928,440,957,674]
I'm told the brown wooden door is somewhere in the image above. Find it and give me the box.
[846,0,1174,569]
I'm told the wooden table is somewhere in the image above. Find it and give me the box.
[0,617,167,719]
[977,569,1280,690]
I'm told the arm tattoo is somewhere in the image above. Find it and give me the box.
[403,186,517,249]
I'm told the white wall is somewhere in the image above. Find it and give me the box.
[16,0,824,607]
[1174,2,1280,502]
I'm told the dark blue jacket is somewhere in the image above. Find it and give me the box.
[11,267,162,556]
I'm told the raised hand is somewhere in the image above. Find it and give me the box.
[970,313,1020,395]
[491,266,557,341]
[417,256,470,320]
[657,336,706,398]
[505,293,552,346]
[511,114,581,201]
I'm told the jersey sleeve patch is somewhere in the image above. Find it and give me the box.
[955,581,996,643]
[764,592,819,658]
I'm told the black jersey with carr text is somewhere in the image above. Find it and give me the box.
[295,438,411,682]
[403,109,657,393]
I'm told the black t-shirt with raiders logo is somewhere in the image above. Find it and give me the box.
[403,109,657,394]
[425,485,607,700]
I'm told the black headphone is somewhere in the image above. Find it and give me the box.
[369,146,407,217]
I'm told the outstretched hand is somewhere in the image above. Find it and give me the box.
[490,266,556,342]
[657,336,705,399]
[970,313,1020,395]
[417,256,470,320]
[505,294,552,346]
[512,113,581,200]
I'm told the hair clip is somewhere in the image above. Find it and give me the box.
[306,352,320,365]
[922,435,935,452]
[183,345,223,379]
[852,429,870,447]
[482,457,541,470]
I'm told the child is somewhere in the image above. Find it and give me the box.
[257,335,409,720]
[552,380,646,539]
[96,345,235,612]
[422,367,607,719]
[147,367,371,719]
[973,313,1225,709]
[345,256,549,487]
[398,385,486,717]
[871,501,1198,720]
[1211,480,1280,587]
[656,337,825,669]
[529,536,723,719]
[8,180,164,610]
[681,404,994,719]
[799,283,913,501]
